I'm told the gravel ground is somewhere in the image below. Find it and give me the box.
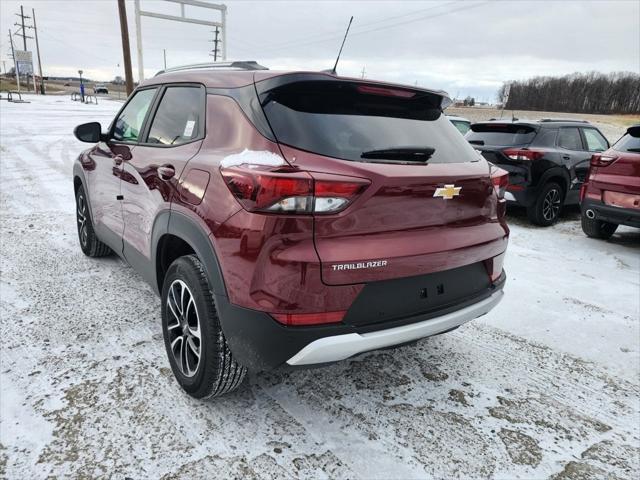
[1,95,639,479]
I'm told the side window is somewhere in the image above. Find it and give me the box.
[146,86,205,146]
[112,88,157,142]
[557,127,583,151]
[582,128,608,152]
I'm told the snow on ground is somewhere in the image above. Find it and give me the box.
[1,95,639,479]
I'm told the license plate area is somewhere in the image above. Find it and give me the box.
[343,262,491,327]
[603,191,640,210]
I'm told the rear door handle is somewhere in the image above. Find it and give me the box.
[562,155,571,161]
[157,165,175,181]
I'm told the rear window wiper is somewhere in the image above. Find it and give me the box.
[626,147,640,153]
[468,140,485,145]
[361,146,435,162]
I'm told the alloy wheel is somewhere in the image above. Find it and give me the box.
[166,279,201,377]
[542,188,561,221]
[76,192,88,247]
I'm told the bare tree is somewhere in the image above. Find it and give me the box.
[502,72,640,114]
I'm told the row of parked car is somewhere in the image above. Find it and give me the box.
[448,114,640,239]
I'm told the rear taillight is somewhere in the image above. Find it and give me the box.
[579,182,587,201]
[491,166,509,199]
[503,148,544,161]
[271,310,346,326]
[221,165,369,214]
[590,153,617,167]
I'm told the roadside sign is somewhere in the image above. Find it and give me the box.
[15,50,34,75]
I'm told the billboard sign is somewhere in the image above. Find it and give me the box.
[15,50,34,75]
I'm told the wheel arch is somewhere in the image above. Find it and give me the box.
[152,210,227,298]
[539,167,570,198]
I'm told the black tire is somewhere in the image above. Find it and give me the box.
[581,212,618,239]
[527,182,564,226]
[75,185,112,257]
[161,254,246,399]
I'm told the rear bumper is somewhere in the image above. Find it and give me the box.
[287,289,504,366]
[582,199,640,228]
[505,185,538,207]
[216,271,506,371]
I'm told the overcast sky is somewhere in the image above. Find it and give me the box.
[1,0,638,101]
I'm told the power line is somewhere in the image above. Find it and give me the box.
[256,1,460,54]
[258,1,489,55]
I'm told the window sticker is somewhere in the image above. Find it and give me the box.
[183,120,196,138]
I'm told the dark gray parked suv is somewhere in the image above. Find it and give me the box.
[466,119,609,225]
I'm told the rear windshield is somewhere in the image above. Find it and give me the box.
[466,124,537,146]
[261,81,479,164]
[613,130,640,153]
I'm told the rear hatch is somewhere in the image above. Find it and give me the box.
[258,76,508,287]
[466,123,539,187]
[592,127,640,204]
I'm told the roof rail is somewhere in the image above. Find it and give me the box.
[155,61,268,76]
[539,118,588,123]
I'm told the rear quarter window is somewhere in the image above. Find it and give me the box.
[582,128,608,152]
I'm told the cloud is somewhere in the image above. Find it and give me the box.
[1,0,638,101]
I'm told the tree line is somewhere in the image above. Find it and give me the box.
[498,72,640,114]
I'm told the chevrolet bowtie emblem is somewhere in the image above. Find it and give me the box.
[433,184,462,199]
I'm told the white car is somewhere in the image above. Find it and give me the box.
[93,84,109,95]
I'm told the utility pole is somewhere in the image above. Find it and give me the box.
[15,6,30,50]
[8,29,19,93]
[360,66,366,79]
[13,5,35,93]
[117,0,134,96]
[210,27,220,61]
[163,48,167,70]
[134,0,144,83]
[32,8,44,94]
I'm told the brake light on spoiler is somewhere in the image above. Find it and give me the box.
[221,165,370,214]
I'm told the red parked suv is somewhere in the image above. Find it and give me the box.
[73,62,509,398]
[580,124,640,239]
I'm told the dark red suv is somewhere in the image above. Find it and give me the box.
[580,124,640,239]
[73,63,509,398]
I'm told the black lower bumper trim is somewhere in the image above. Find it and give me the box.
[582,200,640,228]
[216,271,506,371]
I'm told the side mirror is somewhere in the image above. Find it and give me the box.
[74,122,103,143]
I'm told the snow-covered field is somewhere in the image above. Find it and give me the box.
[1,95,639,479]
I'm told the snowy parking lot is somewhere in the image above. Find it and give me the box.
[1,95,639,479]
